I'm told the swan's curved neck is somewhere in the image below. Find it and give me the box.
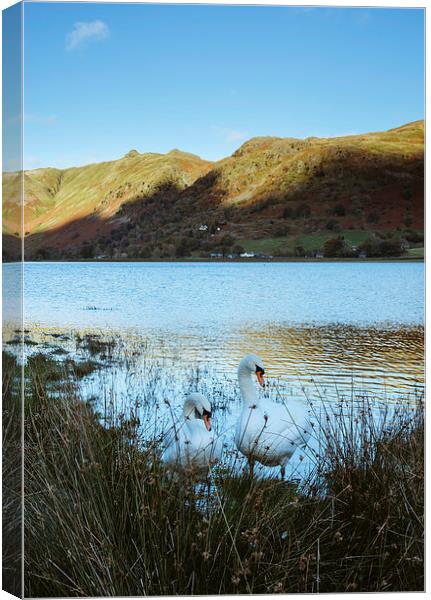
[238,367,259,407]
[183,400,196,420]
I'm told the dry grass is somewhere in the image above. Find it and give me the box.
[2,350,424,595]
[2,352,22,597]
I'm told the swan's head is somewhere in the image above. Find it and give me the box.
[238,353,266,387]
[183,392,212,431]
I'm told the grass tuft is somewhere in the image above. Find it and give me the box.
[2,351,424,595]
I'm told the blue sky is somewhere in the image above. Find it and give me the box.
[22,3,424,170]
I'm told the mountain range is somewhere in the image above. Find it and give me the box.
[3,120,424,260]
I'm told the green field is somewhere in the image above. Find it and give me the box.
[239,230,373,255]
[406,247,424,259]
[295,230,372,251]
[239,237,289,254]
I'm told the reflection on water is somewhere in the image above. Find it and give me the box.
[236,324,424,401]
[13,322,424,405]
[4,260,424,400]
[15,322,420,482]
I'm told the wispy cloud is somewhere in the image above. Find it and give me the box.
[25,113,57,125]
[5,113,58,126]
[24,155,44,170]
[65,20,109,51]
[357,10,372,26]
[326,131,359,138]
[212,126,247,144]
[3,157,22,172]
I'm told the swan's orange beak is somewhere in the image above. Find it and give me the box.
[203,413,212,431]
[256,370,265,387]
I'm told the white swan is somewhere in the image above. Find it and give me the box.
[234,354,311,478]
[163,393,222,475]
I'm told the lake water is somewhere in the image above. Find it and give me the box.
[4,261,424,396]
[16,261,424,329]
[3,261,424,478]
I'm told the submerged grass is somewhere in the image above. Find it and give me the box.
[3,350,424,595]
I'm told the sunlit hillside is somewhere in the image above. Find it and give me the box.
[2,121,424,260]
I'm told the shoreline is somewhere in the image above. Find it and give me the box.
[4,255,425,265]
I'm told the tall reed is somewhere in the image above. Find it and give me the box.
[3,350,423,595]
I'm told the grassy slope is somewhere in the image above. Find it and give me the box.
[2,149,213,235]
[2,120,424,259]
[239,229,425,256]
[406,247,424,258]
[239,230,374,255]
[209,120,423,209]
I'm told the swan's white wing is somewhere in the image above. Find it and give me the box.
[263,400,311,435]
[163,419,223,472]
[236,400,311,467]
[162,425,185,466]
[235,405,267,455]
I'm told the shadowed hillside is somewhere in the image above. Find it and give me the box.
[3,121,424,260]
